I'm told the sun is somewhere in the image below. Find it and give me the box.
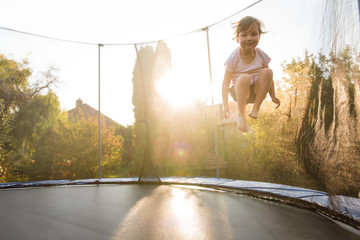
[155,72,195,108]
[155,71,209,108]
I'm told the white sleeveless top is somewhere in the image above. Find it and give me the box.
[224,47,271,85]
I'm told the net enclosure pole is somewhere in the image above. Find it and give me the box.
[204,27,220,179]
[98,43,103,180]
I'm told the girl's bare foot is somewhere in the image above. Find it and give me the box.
[237,116,248,132]
[248,107,259,119]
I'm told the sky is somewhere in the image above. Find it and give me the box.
[0,0,258,43]
[0,0,359,125]
[0,0,260,125]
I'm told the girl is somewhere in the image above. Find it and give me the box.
[222,16,280,132]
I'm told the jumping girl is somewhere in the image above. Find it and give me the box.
[222,16,280,132]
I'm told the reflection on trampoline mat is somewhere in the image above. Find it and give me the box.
[0,184,359,240]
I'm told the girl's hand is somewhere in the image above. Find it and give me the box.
[223,106,231,119]
[272,97,281,109]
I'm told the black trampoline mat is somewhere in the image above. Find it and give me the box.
[0,184,359,240]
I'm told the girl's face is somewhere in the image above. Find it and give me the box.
[238,23,260,51]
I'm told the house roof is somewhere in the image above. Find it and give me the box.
[67,98,119,127]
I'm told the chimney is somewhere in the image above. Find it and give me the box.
[76,98,83,108]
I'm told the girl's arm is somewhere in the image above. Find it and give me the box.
[222,70,232,119]
[269,81,276,99]
[270,84,280,109]
[268,76,281,109]
[263,65,281,108]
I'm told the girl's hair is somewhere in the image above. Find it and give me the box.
[233,16,266,41]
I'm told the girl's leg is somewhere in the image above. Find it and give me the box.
[249,68,273,119]
[235,74,250,132]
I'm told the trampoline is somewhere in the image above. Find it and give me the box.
[1,178,360,240]
[1,1,360,239]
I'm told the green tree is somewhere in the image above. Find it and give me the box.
[49,113,123,180]
[0,55,30,181]
[0,54,58,182]
[1,54,124,182]
[12,92,60,153]
[115,124,134,168]
[18,93,61,180]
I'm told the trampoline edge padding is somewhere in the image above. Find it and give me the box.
[1,176,359,229]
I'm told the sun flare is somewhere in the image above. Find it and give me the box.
[155,71,209,108]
